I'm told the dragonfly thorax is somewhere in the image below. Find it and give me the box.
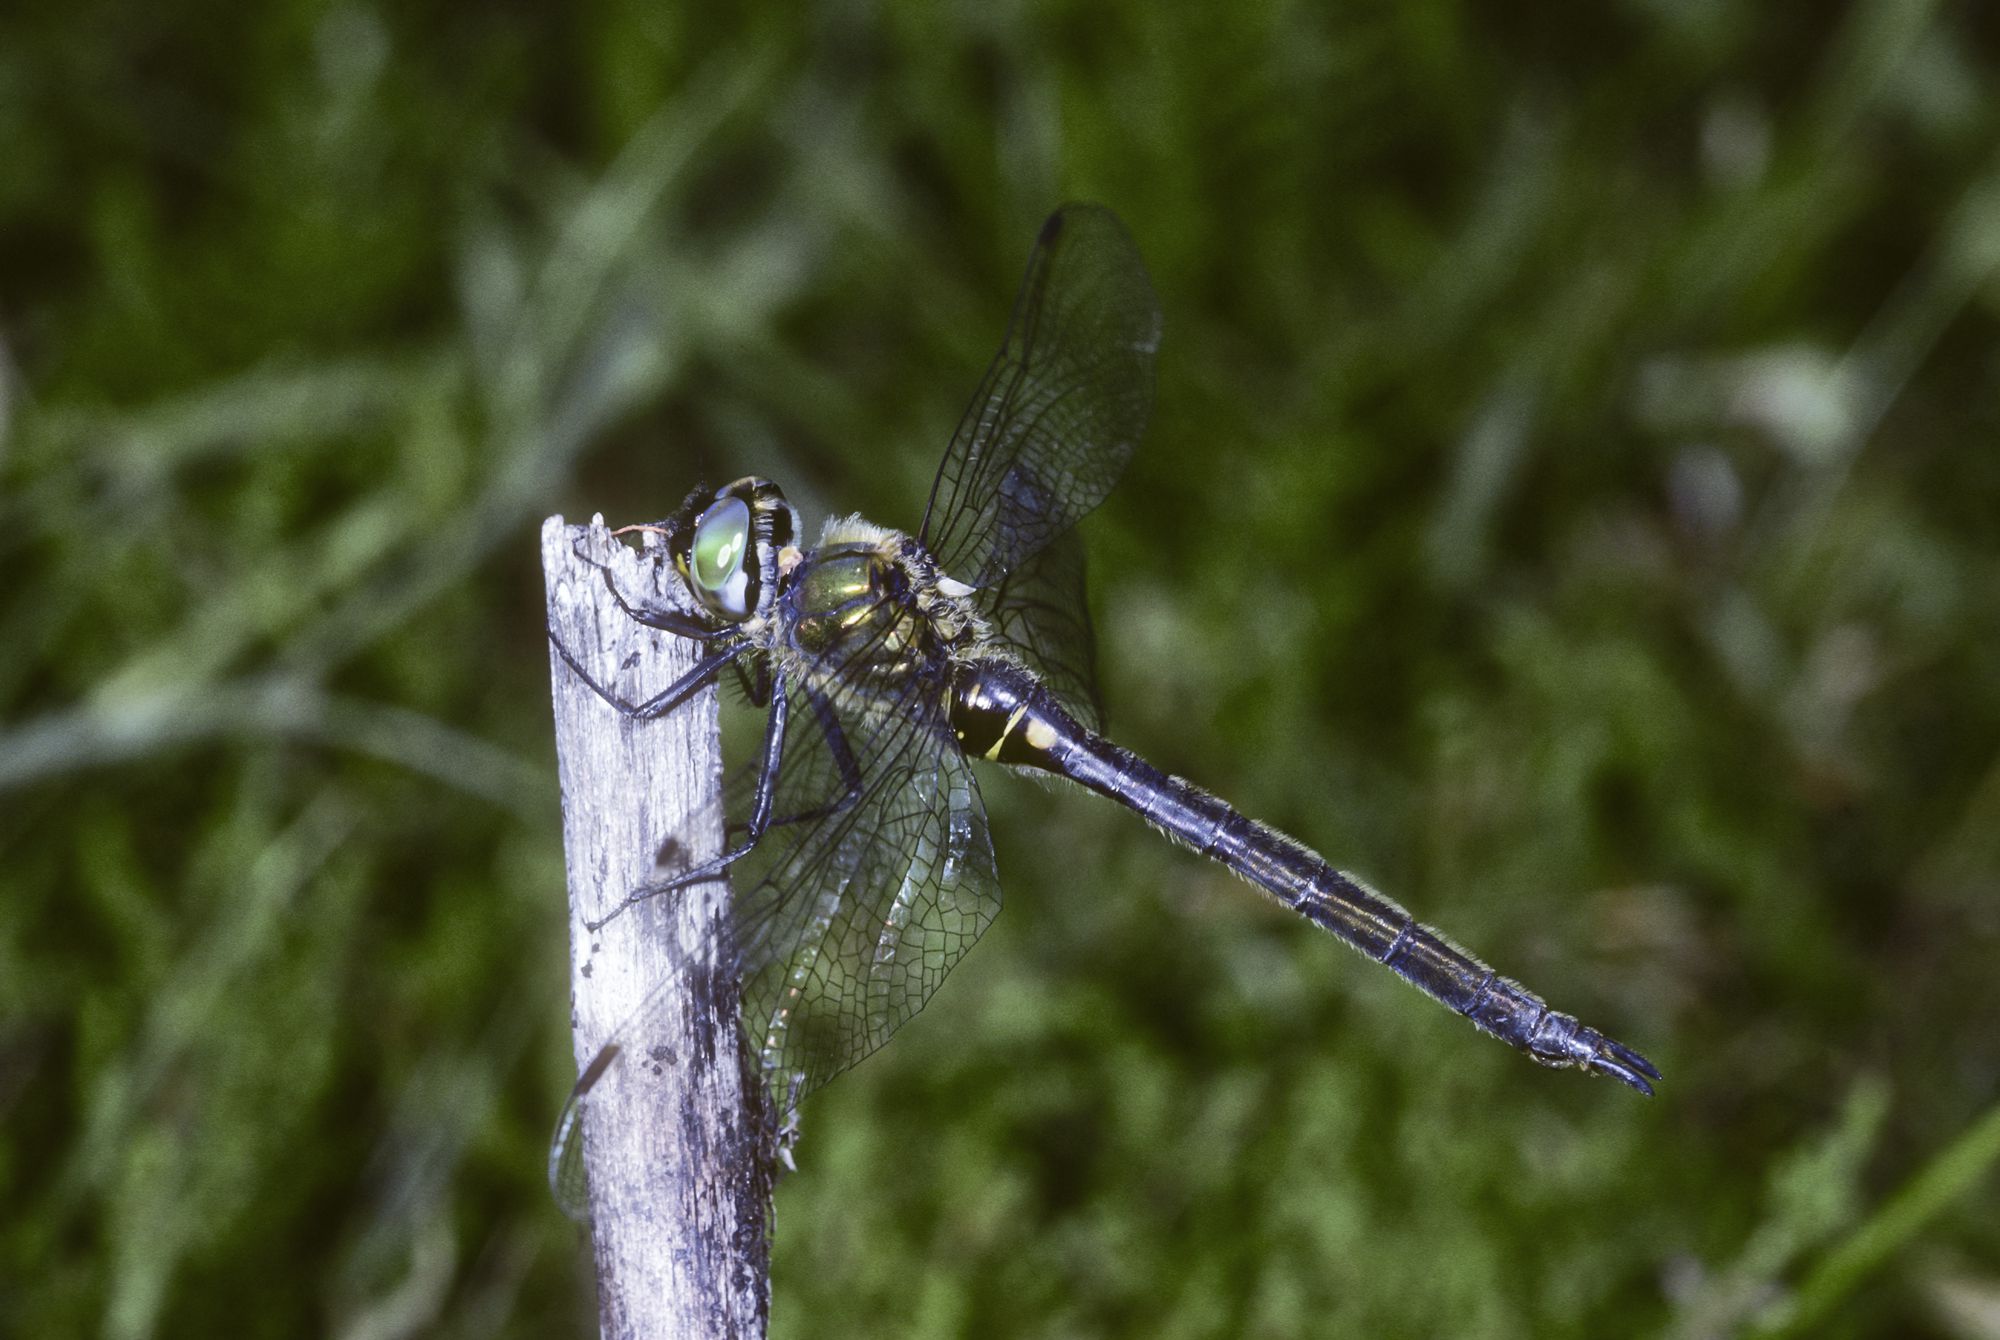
[775,516,988,702]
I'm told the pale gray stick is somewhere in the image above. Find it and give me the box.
[541,515,769,1340]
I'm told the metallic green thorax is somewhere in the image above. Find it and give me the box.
[774,517,999,720]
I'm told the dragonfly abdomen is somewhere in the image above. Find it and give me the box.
[948,658,1659,1094]
[1082,748,1547,1029]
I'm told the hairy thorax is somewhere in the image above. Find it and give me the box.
[770,515,992,708]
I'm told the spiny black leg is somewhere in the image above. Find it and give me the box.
[567,534,721,641]
[548,622,746,721]
[731,657,773,709]
[586,677,795,933]
[765,686,862,829]
[721,685,862,842]
[589,686,869,934]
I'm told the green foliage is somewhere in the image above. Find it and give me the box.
[5,2,1999,1336]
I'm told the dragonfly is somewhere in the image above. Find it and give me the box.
[549,204,1657,1214]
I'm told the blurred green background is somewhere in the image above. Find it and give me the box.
[5,2,2000,1336]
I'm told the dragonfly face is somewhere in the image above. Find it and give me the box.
[664,476,802,625]
[550,204,1657,1219]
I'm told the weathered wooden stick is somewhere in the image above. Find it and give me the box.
[541,515,769,1340]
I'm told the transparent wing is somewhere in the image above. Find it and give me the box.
[978,525,1104,732]
[550,625,1000,1217]
[918,204,1161,591]
[731,666,998,1112]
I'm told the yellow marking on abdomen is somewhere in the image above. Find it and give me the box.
[983,705,1030,760]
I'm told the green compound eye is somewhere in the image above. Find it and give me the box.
[692,497,749,591]
[687,495,754,618]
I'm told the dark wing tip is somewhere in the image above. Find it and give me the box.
[1038,209,1067,244]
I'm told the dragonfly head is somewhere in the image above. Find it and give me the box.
[667,477,801,623]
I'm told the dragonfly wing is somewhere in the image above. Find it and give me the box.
[549,645,1000,1214]
[918,204,1161,591]
[546,672,877,1219]
[732,663,1000,1114]
[978,524,1104,732]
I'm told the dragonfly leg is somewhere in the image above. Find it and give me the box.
[586,677,796,932]
[549,625,747,721]
[731,657,773,708]
[743,686,862,832]
[568,533,722,641]
[588,686,867,932]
